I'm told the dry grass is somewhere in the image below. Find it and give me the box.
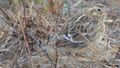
[0,0,119,68]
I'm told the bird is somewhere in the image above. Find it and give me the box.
[57,4,107,47]
[56,4,118,62]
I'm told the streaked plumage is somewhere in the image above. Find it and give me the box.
[56,4,118,62]
[57,4,107,47]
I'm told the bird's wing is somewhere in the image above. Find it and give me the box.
[56,14,99,48]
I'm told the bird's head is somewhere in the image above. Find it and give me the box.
[87,4,107,21]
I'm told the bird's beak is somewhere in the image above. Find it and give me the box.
[101,8,108,20]
[104,8,109,15]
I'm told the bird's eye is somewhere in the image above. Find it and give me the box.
[97,9,101,11]
[96,8,102,13]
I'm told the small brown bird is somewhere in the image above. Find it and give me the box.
[57,4,107,47]
[56,4,118,62]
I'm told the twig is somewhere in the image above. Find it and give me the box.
[71,0,82,10]
[55,47,58,68]
[111,7,120,24]
[0,4,55,67]
[27,31,55,64]
[19,6,35,68]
